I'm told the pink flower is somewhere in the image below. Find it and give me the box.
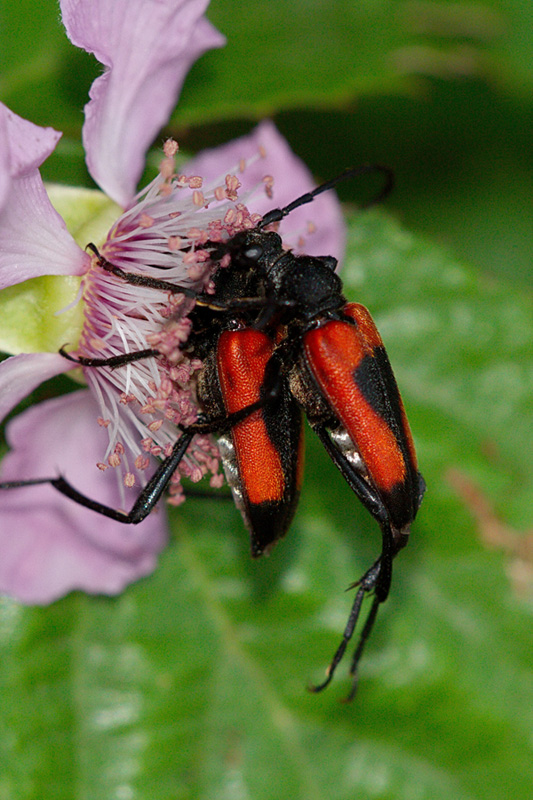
[0,0,345,604]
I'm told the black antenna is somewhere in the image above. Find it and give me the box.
[259,164,394,229]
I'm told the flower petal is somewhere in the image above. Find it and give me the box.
[0,104,88,289]
[0,352,71,422]
[1,104,60,177]
[61,0,225,207]
[0,107,10,212]
[0,391,168,604]
[185,120,346,261]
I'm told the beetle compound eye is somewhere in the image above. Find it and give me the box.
[243,245,263,261]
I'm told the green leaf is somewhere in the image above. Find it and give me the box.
[178,0,413,125]
[1,211,531,799]
[7,0,533,131]
[178,0,533,124]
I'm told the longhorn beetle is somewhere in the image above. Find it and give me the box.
[1,165,425,698]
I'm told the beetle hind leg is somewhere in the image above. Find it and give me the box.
[343,593,381,702]
[308,559,382,696]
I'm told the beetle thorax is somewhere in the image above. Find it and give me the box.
[270,254,345,320]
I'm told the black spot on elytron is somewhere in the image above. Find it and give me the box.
[353,347,425,521]
[353,348,394,422]
[371,346,404,424]
[247,499,296,557]
[353,346,408,434]
[382,481,417,530]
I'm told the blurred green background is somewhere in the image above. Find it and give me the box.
[1,1,532,798]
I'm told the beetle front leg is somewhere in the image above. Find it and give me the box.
[0,391,289,522]
[59,346,159,368]
[0,429,196,523]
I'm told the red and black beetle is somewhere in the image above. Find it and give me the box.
[1,167,425,697]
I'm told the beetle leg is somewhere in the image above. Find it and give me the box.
[308,423,406,695]
[313,424,389,526]
[0,429,195,523]
[96,253,290,315]
[309,559,381,694]
[344,594,381,702]
[0,380,290,522]
[59,346,159,368]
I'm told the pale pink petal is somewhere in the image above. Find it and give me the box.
[0,352,71,422]
[0,391,168,604]
[0,173,89,288]
[185,120,346,261]
[2,103,62,177]
[0,104,88,288]
[0,108,10,211]
[61,0,225,207]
